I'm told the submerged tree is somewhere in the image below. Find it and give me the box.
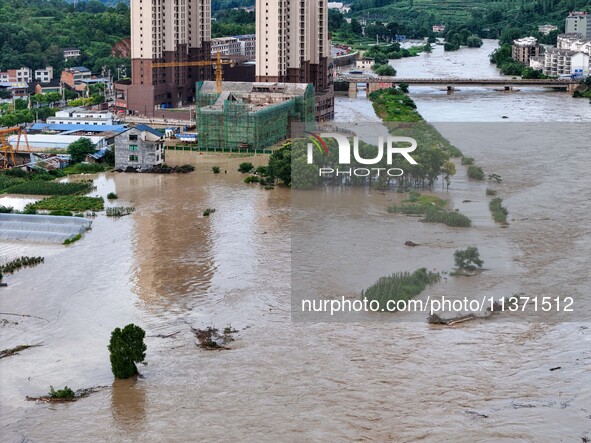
[454,247,484,271]
[108,324,147,379]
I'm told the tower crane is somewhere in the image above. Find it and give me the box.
[152,51,233,94]
[0,126,30,169]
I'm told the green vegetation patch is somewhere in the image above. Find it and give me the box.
[62,163,110,175]
[370,87,422,122]
[28,196,104,212]
[363,268,441,312]
[5,181,93,196]
[467,165,485,180]
[489,197,509,224]
[424,207,472,227]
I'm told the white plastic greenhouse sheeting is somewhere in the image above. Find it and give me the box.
[0,214,92,244]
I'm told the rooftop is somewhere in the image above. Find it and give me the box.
[513,37,539,46]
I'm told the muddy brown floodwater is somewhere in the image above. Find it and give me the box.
[2,42,591,442]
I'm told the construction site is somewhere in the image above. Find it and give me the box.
[0,126,31,170]
[193,81,315,152]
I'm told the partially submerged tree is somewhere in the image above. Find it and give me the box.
[454,247,484,271]
[108,324,147,379]
[67,138,97,164]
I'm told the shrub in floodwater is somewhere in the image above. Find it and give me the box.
[238,162,254,173]
[461,156,474,165]
[255,166,268,176]
[387,204,428,215]
[63,234,82,245]
[485,188,497,196]
[488,173,502,184]
[467,165,485,180]
[244,175,260,184]
[489,197,509,223]
[0,205,13,213]
[424,207,471,227]
[212,166,221,174]
[106,207,135,217]
[107,192,118,199]
[203,208,216,216]
[224,325,238,334]
[454,247,484,271]
[49,386,75,399]
[0,256,44,274]
[363,268,441,311]
[108,324,147,379]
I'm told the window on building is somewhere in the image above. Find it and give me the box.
[129,155,139,162]
[129,134,138,141]
[129,145,138,151]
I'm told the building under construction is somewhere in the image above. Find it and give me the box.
[195,81,314,151]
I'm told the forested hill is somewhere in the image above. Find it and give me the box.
[0,0,257,73]
[0,0,130,74]
[347,0,591,38]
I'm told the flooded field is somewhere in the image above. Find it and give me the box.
[1,43,590,442]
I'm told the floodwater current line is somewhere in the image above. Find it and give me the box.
[0,312,50,321]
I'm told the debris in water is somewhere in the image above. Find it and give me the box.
[0,344,43,360]
[191,326,237,350]
[549,366,562,371]
[26,386,107,403]
[404,241,419,247]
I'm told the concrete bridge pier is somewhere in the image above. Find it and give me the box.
[348,82,358,98]
[447,86,455,94]
[504,86,514,91]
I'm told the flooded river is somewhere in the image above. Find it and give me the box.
[1,41,590,442]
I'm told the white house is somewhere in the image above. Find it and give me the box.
[356,58,374,70]
[47,108,115,126]
[34,67,54,83]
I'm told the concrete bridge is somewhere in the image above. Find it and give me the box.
[337,76,580,96]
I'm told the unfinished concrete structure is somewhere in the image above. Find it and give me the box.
[195,81,314,151]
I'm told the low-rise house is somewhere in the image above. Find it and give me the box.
[432,25,446,33]
[8,67,32,83]
[356,58,374,70]
[114,125,164,170]
[211,35,256,59]
[63,48,81,60]
[60,67,92,88]
[47,108,115,126]
[539,24,558,35]
[0,82,29,98]
[34,67,54,83]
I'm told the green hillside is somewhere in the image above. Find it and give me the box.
[348,0,591,37]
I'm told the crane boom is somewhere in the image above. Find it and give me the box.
[0,126,30,169]
[151,52,232,94]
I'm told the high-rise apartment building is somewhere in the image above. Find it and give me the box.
[256,0,334,121]
[117,0,213,116]
[565,11,591,39]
